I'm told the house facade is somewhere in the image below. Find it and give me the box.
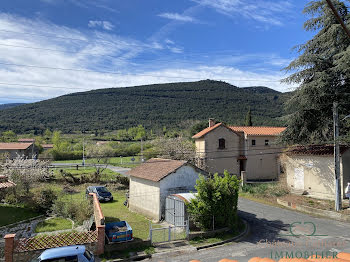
[282,145,350,200]
[127,158,207,221]
[0,143,38,159]
[193,119,286,180]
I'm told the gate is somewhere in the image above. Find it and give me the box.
[165,196,186,226]
[149,222,189,244]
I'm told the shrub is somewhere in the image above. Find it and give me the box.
[114,175,129,186]
[32,189,58,213]
[187,171,240,231]
[52,199,93,225]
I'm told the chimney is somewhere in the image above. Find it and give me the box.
[209,118,215,127]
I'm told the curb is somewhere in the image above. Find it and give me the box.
[196,218,250,250]
[276,198,350,223]
[105,219,250,262]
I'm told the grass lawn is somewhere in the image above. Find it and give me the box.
[51,167,124,183]
[52,156,141,168]
[35,217,72,233]
[0,204,41,227]
[100,190,152,241]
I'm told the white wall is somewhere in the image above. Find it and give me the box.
[159,165,202,219]
[283,154,346,200]
[128,176,161,221]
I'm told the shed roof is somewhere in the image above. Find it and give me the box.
[0,143,32,150]
[171,193,197,203]
[127,158,188,182]
[18,138,35,142]
[286,145,350,156]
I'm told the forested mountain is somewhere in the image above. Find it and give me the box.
[0,103,25,110]
[0,80,290,133]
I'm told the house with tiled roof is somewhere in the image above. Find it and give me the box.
[282,145,350,200]
[127,158,207,221]
[192,119,286,180]
[0,142,38,159]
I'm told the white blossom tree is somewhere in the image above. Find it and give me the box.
[1,155,50,194]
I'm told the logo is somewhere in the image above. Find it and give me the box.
[281,221,327,237]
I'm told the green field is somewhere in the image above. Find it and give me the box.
[100,190,152,240]
[52,156,141,168]
[35,217,72,233]
[0,204,41,227]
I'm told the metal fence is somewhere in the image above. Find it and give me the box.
[165,196,186,226]
[149,222,189,244]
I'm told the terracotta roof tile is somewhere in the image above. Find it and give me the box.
[286,145,349,156]
[229,126,286,136]
[0,143,32,150]
[127,158,187,182]
[192,123,223,139]
[0,175,16,189]
[18,138,35,142]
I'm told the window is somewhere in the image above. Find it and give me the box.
[218,138,226,149]
[265,140,269,146]
[252,139,256,146]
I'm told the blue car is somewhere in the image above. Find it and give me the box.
[34,245,94,262]
[86,186,113,202]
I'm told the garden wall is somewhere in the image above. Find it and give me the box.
[4,193,105,262]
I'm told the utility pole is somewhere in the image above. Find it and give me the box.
[82,137,85,167]
[333,102,342,211]
[141,138,144,162]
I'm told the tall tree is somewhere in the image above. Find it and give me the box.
[245,108,253,126]
[282,0,350,145]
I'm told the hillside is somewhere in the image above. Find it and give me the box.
[0,103,25,110]
[0,80,290,133]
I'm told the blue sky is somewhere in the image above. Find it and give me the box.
[0,0,313,103]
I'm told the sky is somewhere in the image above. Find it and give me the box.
[0,0,314,104]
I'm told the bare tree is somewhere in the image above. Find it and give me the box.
[152,137,196,161]
[86,144,114,182]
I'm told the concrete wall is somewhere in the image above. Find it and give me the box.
[200,125,241,174]
[0,145,38,159]
[244,135,280,180]
[282,154,347,200]
[129,176,161,221]
[159,165,201,218]
[342,150,350,197]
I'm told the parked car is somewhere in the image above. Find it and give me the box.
[34,245,94,262]
[86,186,113,202]
[105,221,133,243]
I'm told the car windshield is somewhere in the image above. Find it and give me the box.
[96,187,109,193]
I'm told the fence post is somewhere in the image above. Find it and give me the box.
[186,220,190,240]
[149,222,152,244]
[168,226,171,242]
[241,171,246,187]
[4,234,15,262]
[96,225,105,255]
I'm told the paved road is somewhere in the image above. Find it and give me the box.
[50,163,131,176]
[147,198,350,262]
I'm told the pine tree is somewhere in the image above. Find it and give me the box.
[245,108,253,126]
[282,0,350,145]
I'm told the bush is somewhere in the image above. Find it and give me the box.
[31,189,58,213]
[114,175,129,186]
[52,199,93,224]
[4,193,17,205]
[187,171,240,231]
[51,150,83,161]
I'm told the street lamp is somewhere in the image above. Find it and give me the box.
[342,114,350,121]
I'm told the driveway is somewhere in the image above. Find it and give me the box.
[147,198,350,262]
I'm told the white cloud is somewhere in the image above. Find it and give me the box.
[158,13,198,23]
[88,20,114,30]
[191,0,293,26]
[0,13,293,103]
